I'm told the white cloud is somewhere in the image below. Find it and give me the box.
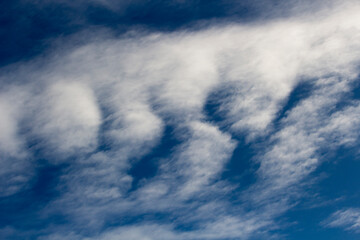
[31,81,102,156]
[0,96,24,157]
[324,208,360,232]
[102,83,164,159]
[244,77,359,212]
[88,224,178,240]
[0,87,32,197]
[0,86,29,158]
[173,121,236,197]
[320,101,360,146]
[1,1,360,238]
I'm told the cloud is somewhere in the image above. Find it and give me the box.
[0,92,25,158]
[172,121,236,197]
[256,78,353,192]
[30,81,102,156]
[88,224,178,240]
[0,87,32,197]
[240,77,360,225]
[323,208,360,233]
[1,1,360,239]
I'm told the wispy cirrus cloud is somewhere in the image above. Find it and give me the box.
[1,1,360,239]
[323,208,360,233]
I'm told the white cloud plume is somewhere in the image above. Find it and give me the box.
[0,91,26,158]
[0,87,32,196]
[1,1,360,239]
[31,81,102,156]
[173,121,236,197]
[324,208,360,232]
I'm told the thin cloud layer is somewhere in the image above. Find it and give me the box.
[324,208,360,233]
[1,1,360,239]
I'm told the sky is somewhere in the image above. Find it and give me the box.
[1,0,360,239]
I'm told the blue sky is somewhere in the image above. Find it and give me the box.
[1,0,360,239]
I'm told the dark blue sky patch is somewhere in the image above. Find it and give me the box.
[282,205,360,240]
[0,1,81,67]
[128,125,181,192]
[31,160,68,204]
[0,161,68,231]
[0,0,310,67]
[350,75,360,100]
[329,75,360,113]
[277,143,360,240]
[220,137,259,192]
[274,79,315,127]
[203,83,235,127]
[313,145,360,204]
[103,212,176,233]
